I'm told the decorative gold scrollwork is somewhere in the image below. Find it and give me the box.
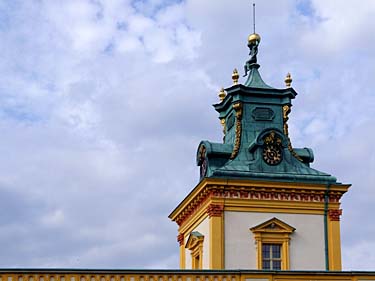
[220,118,226,142]
[283,105,303,162]
[230,102,243,159]
[264,130,282,146]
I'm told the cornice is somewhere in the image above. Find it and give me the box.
[169,178,350,227]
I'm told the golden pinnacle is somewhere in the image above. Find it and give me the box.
[232,68,239,85]
[285,72,292,88]
[218,87,226,101]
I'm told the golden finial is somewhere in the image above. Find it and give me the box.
[232,68,239,85]
[218,87,226,101]
[285,72,292,88]
[248,33,261,44]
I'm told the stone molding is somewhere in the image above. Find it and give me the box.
[174,184,346,226]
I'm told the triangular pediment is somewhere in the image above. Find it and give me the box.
[185,231,204,249]
[250,217,295,234]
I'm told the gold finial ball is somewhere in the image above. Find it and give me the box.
[248,33,261,44]
[218,87,226,101]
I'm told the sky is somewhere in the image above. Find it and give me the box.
[0,0,375,270]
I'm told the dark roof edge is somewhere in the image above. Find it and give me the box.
[0,269,375,275]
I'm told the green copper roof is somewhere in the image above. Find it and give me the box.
[244,63,274,89]
[195,40,341,185]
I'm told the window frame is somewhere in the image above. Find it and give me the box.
[185,231,204,269]
[250,217,295,270]
[262,243,282,270]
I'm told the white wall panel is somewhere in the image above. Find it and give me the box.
[185,217,210,269]
[224,211,325,270]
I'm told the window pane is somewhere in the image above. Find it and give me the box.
[272,260,281,270]
[262,244,270,258]
[272,245,281,258]
[262,244,282,270]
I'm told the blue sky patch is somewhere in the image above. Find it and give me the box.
[296,0,315,17]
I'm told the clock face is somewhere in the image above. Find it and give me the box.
[200,158,207,178]
[262,130,283,166]
[263,144,282,165]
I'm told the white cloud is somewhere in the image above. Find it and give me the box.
[41,209,65,227]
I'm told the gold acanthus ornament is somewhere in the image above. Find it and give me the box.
[283,105,303,162]
[230,102,243,159]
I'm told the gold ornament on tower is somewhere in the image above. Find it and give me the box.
[248,33,261,44]
[218,88,226,101]
[285,73,292,88]
[232,69,239,85]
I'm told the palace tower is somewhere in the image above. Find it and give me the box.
[169,32,350,271]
